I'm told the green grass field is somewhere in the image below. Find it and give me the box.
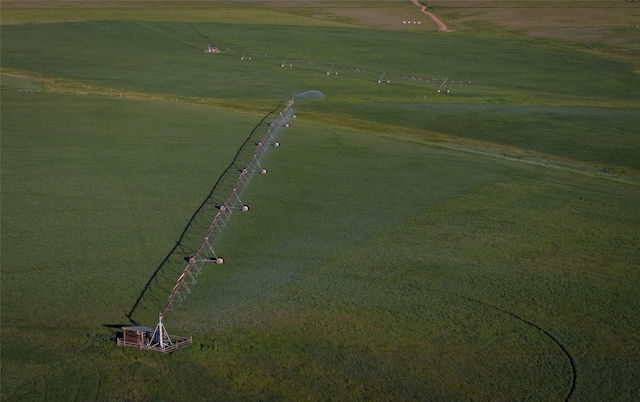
[2,2,639,401]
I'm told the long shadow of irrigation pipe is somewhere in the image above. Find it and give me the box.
[125,104,284,325]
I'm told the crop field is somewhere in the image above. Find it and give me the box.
[2,1,639,401]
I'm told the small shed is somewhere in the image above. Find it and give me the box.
[117,321,192,353]
[118,326,154,349]
[205,44,220,53]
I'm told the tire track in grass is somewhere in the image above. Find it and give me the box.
[187,22,215,47]
[129,21,203,51]
[444,291,576,401]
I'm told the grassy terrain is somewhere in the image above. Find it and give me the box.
[2,2,639,401]
[307,102,640,171]
[428,0,640,68]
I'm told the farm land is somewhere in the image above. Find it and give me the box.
[1,1,639,400]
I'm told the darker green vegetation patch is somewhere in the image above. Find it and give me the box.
[308,102,640,170]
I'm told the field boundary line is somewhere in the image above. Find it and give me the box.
[425,139,640,186]
[299,112,640,186]
[0,69,265,114]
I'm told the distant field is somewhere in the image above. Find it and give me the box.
[4,19,637,172]
[428,0,640,66]
[2,2,639,401]
[0,3,350,26]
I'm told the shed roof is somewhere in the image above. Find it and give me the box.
[122,326,154,332]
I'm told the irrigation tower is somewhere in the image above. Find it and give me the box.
[118,99,296,352]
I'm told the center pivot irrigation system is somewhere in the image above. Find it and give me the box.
[190,21,469,91]
[204,45,469,92]
[118,99,296,353]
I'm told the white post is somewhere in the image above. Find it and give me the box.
[158,316,165,349]
[150,314,173,351]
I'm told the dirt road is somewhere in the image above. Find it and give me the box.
[411,0,450,32]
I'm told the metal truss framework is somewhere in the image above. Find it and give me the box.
[160,99,295,320]
[209,45,468,89]
[119,99,296,353]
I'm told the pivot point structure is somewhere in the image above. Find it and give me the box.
[204,44,220,53]
[117,316,192,353]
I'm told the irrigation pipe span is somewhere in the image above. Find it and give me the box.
[160,99,296,320]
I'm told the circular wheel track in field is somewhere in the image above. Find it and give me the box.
[444,291,576,401]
